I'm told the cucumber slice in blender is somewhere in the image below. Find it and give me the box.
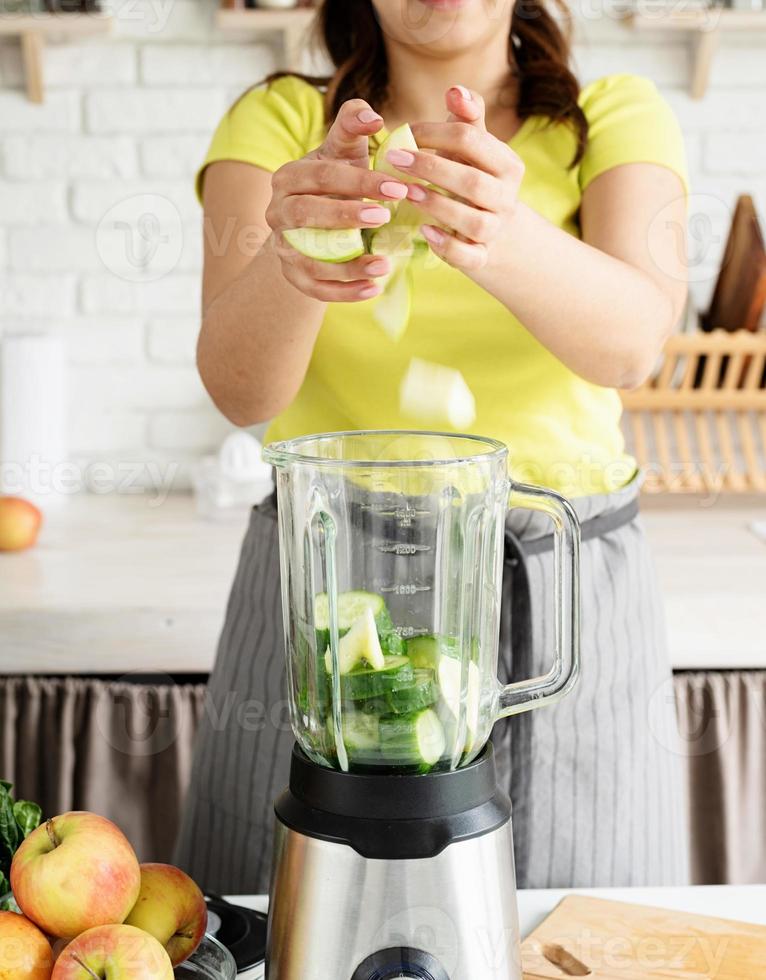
[337,655,414,701]
[338,710,380,753]
[283,227,365,263]
[315,591,387,632]
[379,708,446,769]
[373,123,420,181]
[406,634,457,669]
[324,606,385,675]
[385,669,438,714]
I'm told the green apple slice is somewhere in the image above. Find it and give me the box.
[373,123,420,181]
[283,227,365,263]
[369,199,423,259]
[373,259,412,342]
[399,357,477,429]
[324,607,386,675]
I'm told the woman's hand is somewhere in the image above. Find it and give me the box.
[387,86,525,273]
[267,99,409,303]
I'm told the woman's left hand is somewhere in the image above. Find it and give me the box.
[386,86,525,273]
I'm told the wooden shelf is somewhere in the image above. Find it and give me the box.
[0,12,114,103]
[623,7,766,98]
[215,6,316,69]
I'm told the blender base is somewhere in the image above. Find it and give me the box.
[266,745,522,980]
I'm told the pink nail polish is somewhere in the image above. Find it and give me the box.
[422,225,445,246]
[359,284,380,299]
[408,184,427,203]
[358,109,382,124]
[450,85,472,101]
[360,206,390,224]
[386,149,416,168]
[380,180,408,200]
[367,259,389,276]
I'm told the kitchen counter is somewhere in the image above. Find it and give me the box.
[232,886,766,979]
[1,493,764,675]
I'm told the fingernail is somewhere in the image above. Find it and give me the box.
[360,206,391,224]
[451,85,472,101]
[380,180,408,200]
[408,184,427,203]
[358,109,382,124]
[359,284,381,299]
[386,149,416,168]
[367,259,390,276]
[422,224,445,246]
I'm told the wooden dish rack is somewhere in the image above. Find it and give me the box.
[620,330,766,494]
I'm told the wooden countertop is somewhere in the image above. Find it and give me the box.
[1,493,764,676]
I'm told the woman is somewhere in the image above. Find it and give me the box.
[176,0,690,894]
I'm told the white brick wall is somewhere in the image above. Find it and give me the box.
[1,0,765,490]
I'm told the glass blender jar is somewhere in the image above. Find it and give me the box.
[264,430,580,776]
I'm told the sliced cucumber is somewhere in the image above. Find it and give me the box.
[373,123,420,182]
[324,606,385,675]
[315,591,387,632]
[340,711,380,752]
[379,708,446,769]
[406,634,457,670]
[335,655,414,701]
[283,227,365,263]
[386,669,438,715]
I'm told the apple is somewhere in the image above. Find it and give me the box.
[0,496,42,552]
[124,863,207,966]
[11,811,141,940]
[51,925,173,980]
[0,911,53,980]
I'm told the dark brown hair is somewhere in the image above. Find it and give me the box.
[268,0,587,165]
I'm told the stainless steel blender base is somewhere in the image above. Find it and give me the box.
[267,818,522,980]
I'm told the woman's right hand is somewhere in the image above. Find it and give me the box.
[266,99,409,303]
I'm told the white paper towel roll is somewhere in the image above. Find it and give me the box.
[0,334,68,503]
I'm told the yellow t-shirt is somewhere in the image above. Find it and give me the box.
[199,74,688,497]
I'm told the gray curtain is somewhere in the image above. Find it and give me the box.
[675,670,766,885]
[1,672,764,883]
[0,676,206,863]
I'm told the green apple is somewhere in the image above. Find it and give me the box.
[372,258,412,342]
[11,812,141,940]
[124,864,207,967]
[373,123,420,181]
[0,911,53,980]
[51,925,173,980]
[399,357,477,430]
[324,607,385,675]
[283,227,365,263]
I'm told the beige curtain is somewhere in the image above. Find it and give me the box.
[0,676,206,863]
[1,673,763,882]
[675,671,766,885]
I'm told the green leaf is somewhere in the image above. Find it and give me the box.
[0,785,20,880]
[13,801,42,839]
[0,782,12,794]
[0,894,20,913]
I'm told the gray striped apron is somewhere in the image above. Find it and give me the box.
[175,477,690,894]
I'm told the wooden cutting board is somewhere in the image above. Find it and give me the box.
[521,895,766,979]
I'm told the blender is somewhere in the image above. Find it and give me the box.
[262,431,580,980]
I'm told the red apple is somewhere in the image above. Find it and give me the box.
[124,863,207,966]
[11,812,141,940]
[0,911,53,980]
[0,496,42,552]
[51,925,173,980]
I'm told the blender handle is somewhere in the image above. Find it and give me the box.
[497,482,581,718]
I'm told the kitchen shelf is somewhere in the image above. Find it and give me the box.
[215,6,317,69]
[622,7,766,98]
[0,12,114,103]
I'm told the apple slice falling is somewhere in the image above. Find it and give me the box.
[399,357,477,430]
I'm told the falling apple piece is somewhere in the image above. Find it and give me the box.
[373,259,412,342]
[399,358,477,430]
